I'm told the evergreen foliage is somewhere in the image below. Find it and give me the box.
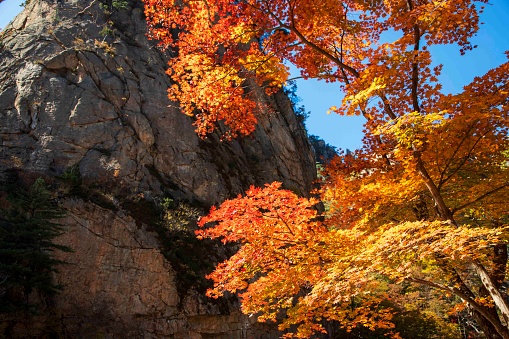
[0,173,71,313]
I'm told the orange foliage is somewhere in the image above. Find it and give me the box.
[144,0,509,337]
[197,183,508,337]
[197,183,399,337]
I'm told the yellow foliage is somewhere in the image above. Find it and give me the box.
[144,0,509,337]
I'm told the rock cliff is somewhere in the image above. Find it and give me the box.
[0,0,316,337]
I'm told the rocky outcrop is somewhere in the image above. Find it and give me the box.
[309,135,338,164]
[0,0,314,204]
[49,199,278,338]
[0,0,315,337]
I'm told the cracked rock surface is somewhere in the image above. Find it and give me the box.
[0,0,315,204]
[0,0,316,337]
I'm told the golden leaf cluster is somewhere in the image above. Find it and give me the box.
[144,0,509,337]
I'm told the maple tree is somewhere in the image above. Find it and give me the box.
[143,0,509,337]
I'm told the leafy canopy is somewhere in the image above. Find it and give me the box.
[144,0,489,138]
[144,0,509,338]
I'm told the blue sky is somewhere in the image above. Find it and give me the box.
[2,0,508,150]
[294,0,509,150]
[0,0,24,29]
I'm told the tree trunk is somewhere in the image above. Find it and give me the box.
[472,262,509,327]
[471,245,509,338]
[450,264,509,339]
[413,153,456,223]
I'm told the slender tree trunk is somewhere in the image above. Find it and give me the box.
[442,257,509,339]
[469,304,504,339]
[468,245,509,339]
[474,245,509,338]
[472,262,509,327]
[413,152,456,223]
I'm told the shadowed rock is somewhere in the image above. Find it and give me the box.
[0,0,316,337]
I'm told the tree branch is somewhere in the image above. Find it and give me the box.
[437,121,478,189]
[452,182,509,214]
[406,0,421,113]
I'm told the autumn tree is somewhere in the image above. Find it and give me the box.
[144,0,509,337]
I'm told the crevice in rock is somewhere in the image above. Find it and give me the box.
[0,0,316,337]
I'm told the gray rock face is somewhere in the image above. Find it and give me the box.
[0,0,315,205]
[0,0,316,337]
